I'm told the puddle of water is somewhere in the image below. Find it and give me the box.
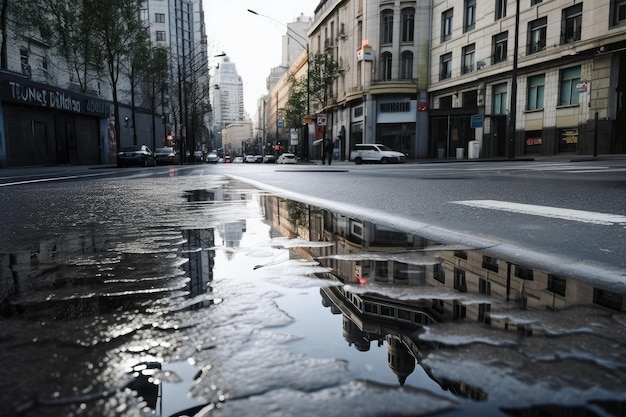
[1,177,625,417]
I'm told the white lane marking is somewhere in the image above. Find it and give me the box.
[0,173,109,187]
[451,200,626,225]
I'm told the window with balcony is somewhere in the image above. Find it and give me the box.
[462,44,475,74]
[559,66,581,106]
[401,8,415,42]
[528,17,547,54]
[527,74,545,110]
[493,83,508,114]
[440,52,452,80]
[441,8,454,42]
[561,3,582,44]
[495,0,506,20]
[380,52,393,80]
[464,0,476,32]
[492,31,508,64]
[381,10,394,44]
[612,0,626,26]
[401,51,413,79]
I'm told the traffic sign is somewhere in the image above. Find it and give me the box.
[470,114,483,129]
[317,114,327,126]
[277,120,283,129]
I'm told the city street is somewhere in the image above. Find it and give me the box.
[1,157,625,416]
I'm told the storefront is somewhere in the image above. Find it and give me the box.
[0,72,112,167]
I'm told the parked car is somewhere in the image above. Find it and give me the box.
[117,145,156,167]
[244,155,257,163]
[263,155,276,164]
[232,156,244,163]
[193,150,204,162]
[205,152,219,163]
[154,147,178,165]
[350,143,405,164]
[276,153,297,164]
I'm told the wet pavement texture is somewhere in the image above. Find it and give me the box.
[1,174,626,416]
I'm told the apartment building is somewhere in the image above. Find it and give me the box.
[307,0,432,161]
[430,0,626,158]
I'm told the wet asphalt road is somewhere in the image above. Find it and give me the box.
[0,159,625,417]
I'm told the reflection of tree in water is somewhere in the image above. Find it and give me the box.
[285,200,309,237]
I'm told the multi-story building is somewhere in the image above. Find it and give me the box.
[429,0,626,158]
[307,0,432,161]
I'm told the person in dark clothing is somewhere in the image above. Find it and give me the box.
[323,137,333,165]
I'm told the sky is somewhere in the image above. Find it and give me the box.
[203,0,320,118]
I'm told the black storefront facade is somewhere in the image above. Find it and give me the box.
[0,72,112,168]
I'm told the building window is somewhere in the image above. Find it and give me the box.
[515,265,534,280]
[492,32,508,64]
[381,10,393,44]
[611,0,626,26]
[439,96,453,109]
[562,3,582,44]
[454,250,467,259]
[527,74,545,110]
[464,0,476,32]
[441,8,454,42]
[482,256,498,272]
[380,52,393,80]
[559,66,581,106]
[156,31,166,42]
[155,13,165,23]
[434,263,445,283]
[401,51,413,79]
[493,83,508,114]
[531,0,543,4]
[495,0,506,19]
[593,288,623,311]
[548,275,566,296]
[375,261,389,278]
[401,8,415,42]
[140,8,149,23]
[462,44,475,74]
[440,52,452,80]
[454,268,467,292]
[528,17,547,54]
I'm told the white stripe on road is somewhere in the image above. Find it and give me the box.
[0,173,109,187]
[451,200,626,225]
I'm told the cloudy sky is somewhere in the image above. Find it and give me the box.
[203,0,320,118]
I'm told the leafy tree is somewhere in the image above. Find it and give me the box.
[139,46,170,149]
[285,73,307,129]
[308,52,339,111]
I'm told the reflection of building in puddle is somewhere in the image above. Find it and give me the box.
[218,220,247,250]
[182,228,215,309]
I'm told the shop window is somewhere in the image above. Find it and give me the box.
[464,0,476,32]
[492,32,508,64]
[528,17,547,54]
[401,8,415,42]
[495,0,506,20]
[441,8,454,42]
[462,44,475,74]
[493,83,508,114]
[462,90,477,107]
[525,131,543,154]
[401,51,413,79]
[559,66,581,106]
[380,52,392,80]
[611,0,626,26]
[527,74,545,110]
[381,10,393,44]
[548,275,566,296]
[440,52,452,80]
[561,3,582,44]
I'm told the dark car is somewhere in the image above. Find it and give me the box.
[117,145,156,167]
[154,147,179,165]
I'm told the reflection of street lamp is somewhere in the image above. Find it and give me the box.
[248,9,310,158]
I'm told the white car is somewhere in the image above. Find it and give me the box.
[276,153,297,164]
[244,155,257,163]
[350,143,405,164]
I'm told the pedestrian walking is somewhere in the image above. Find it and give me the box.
[323,137,333,165]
